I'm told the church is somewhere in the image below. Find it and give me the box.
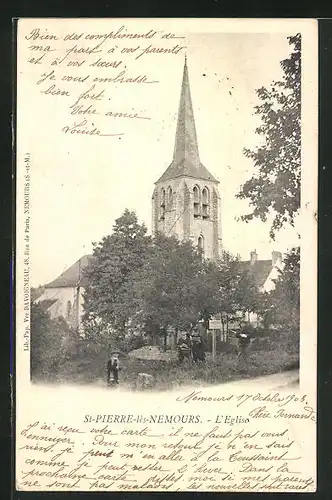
[151,56,222,261]
[35,58,282,329]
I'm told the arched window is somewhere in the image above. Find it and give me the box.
[167,186,173,208]
[202,187,209,218]
[66,301,72,319]
[160,188,166,220]
[193,185,200,218]
[198,235,204,257]
[202,187,209,204]
[161,188,166,205]
[193,185,200,202]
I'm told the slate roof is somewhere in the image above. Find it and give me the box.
[38,298,58,309]
[239,259,273,288]
[45,254,92,288]
[157,159,218,183]
[156,57,218,184]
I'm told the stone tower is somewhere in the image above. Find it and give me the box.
[152,57,222,260]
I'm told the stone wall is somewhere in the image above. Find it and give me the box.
[152,176,222,260]
[35,286,85,329]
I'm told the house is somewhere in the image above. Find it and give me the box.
[35,255,92,330]
[240,250,284,325]
[242,250,283,293]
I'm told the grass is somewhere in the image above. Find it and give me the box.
[32,339,299,390]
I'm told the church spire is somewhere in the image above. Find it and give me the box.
[156,57,218,183]
[173,56,200,169]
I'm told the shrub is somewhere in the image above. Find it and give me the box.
[30,301,71,381]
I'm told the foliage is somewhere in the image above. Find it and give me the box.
[115,232,220,340]
[258,247,300,347]
[82,209,152,337]
[82,211,263,345]
[112,242,261,342]
[30,300,70,379]
[237,34,301,239]
[30,286,44,302]
[52,339,299,390]
[216,251,261,318]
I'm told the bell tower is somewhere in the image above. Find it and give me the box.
[152,57,222,260]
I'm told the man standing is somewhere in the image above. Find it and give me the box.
[236,322,253,370]
[191,329,206,362]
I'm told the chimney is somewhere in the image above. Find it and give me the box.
[272,251,282,266]
[250,250,257,265]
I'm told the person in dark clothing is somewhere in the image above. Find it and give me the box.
[107,352,121,385]
[191,330,206,362]
[177,333,192,362]
[236,322,253,370]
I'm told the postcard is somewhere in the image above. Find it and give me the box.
[15,18,317,492]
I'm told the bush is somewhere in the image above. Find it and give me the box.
[31,301,72,381]
[120,334,148,353]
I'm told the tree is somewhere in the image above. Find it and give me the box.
[215,251,260,332]
[259,247,300,348]
[115,233,220,345]
[30,301,69,379]
[82,213,263,347]
[31,286,44,302]
[82,209,152,338]
[237,34,301,239]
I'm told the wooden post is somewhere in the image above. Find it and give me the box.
[212,330,216,361]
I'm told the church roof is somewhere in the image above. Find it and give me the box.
[44,255,273,290]
[239,259,273,288]
[38,298,58,309]
[157,57,218,184]
[45,254,92,288]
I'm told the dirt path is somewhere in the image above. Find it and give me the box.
[209,369,299,392]
[54,367,299,393]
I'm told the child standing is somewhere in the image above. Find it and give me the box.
[107,351,122,386]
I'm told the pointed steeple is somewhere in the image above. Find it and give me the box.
[173,55,200,168]
[157,58,218,183]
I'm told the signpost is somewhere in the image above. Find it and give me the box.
[208,319,221,361]
[209,319,222,330]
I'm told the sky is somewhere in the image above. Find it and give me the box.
[18,22,302,287]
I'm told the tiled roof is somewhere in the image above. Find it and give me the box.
[45,255,92,288]
[239,260,273,287]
